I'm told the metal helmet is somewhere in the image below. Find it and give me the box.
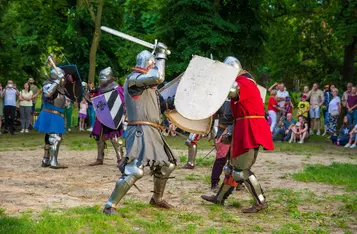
[136,50,155,69]
[224,56,242,70]
[50,68,65,80]
[99,67,114,86]
[81,81,88,92]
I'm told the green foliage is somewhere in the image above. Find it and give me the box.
[158,0,265,78]
[292,162,357,191]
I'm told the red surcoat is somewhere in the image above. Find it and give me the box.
[230,74,274,158]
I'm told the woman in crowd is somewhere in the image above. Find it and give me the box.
[267,89,280,132]
[19,82,33,133]
[331,116,352,146]
[289,115,309,144]
[346,86,357,125]
[327,88,341,137]
[301,86,310,98]
[0,83,3,134]
[344,124,357,149]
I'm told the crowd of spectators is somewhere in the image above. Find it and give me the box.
[0,78,95,135]
[267,82,357,148]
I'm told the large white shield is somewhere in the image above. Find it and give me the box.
[175,56,239,120]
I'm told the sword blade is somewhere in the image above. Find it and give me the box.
[101,26,155,50]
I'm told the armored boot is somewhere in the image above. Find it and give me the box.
[41,144,50,167]
[49,134,67,169]
[104,160,144,215]
[181,144,197,169]
[89,139,105,166]
[110,137,125,168]
[150,163,175,209]
[201,184,234,206]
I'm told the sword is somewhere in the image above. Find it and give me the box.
[101,26,171,55]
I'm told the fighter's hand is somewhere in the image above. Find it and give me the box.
[155,42,170,59]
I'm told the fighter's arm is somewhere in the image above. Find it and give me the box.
[128,42,168,88]
[43,81,59,98]
[227,82,239,100]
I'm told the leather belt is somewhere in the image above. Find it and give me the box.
[218,124,228,129]
[236,116,265,121]
[43,108,64,118]
[128,121,165,131]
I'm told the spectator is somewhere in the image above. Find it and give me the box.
[341,82,353,108]
[2,80,19,134]
[308,83,324,135]
[86,81,96,131]
[64,97,73,131]
[283,96,293,117]
[28,78,41,126]
[344,124,357,148]
[268,82,279,92]
[289,115,308,144]
[346,86,357,125]
[78,98,88,131]
[19,82,33,133]
[272,113,296,141]
[297,95,310,118]
[327,88,341,137]
[301,86,310,98]
[0,83,3,134]
[268,90,280,132]
[322,85,332,136]
[276,83,289,115]
[331,116,352,146]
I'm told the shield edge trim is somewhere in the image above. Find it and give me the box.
[165,110,213,135]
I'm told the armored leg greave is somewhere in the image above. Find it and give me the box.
[41,144,50,167]
[152,163,175,203]
[104,160,144,209]
[187,144,197,167]
[215,184,235,204]
[48,134,66,169]
[232,169,265,205]
[97,138,106,161]
[110,137,124,162]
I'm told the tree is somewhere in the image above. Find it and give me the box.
[82,0,104,84]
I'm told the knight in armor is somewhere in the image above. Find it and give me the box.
[181,133,201,169]
[201,56,274,213]
[82,81,96,131]
[35,67,70,169]
[88,67,125,168]
[103,43,176,215]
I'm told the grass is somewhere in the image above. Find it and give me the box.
[292,162,357,191]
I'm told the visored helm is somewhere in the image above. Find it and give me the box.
[99,67,114,86]
[223,56,242,70]
[136,50,155,69]
[50,68,65,80]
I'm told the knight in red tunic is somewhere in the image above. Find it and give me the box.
[201,56,274,213]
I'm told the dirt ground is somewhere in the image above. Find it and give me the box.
[1,147,355,214]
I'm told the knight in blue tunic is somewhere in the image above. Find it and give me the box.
[34,67,68,169]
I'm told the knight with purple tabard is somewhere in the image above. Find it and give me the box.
[89,67,126,168]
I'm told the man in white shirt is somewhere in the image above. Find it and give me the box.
[276,83,289,115]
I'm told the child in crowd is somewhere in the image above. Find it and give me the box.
[297,95,310,118]
[78,98,88,131]
[267,90,280,132]
[289,115,309,144]
[344,124,357,148]
[283,96,293,117]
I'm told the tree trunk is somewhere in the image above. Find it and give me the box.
[88,0,104,84]
[342,36,357,83]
